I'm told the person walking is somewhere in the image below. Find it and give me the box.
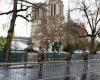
[64,51,72,80]
[24,48,28,67]
[37,47,45,79]
[81,48,88,80]
[65,52,72,61]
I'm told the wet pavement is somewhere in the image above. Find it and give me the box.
[0,60,100,80]
[0,67,39,80]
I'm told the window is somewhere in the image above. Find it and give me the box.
[51,5,53,16]
[54,4,56,15]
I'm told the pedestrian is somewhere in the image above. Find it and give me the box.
[65,52,72,61]
[37,47,45,62]
[37,47,45,79]
[5,49,11,63]
[64,51,72,80]
[81,48,88,80]
[82,51,88,61]
[82,48,88,64]
[43,49,48,61]
[24,48,28,67]
[82,48,88,65]
[5,49,11,67]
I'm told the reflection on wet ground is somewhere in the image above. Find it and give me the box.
[0,60,100,80]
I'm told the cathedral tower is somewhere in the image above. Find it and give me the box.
[31,0,64,46]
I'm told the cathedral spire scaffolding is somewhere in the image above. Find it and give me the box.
[67,0,71,21]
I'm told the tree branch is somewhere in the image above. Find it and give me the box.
[0,10,13,15]
[70,29,91,37]
[95,8,99,30]
[17,6,30,12]
[83,4,93,31]
[17,15,30,22]
[90,12,95,31]
[0,5,30,15]
[18,0,46,11]
[17,14,34,22]
[73,23,89,35]
[96,18,100,27]
[18,0,38,8]
[95,28,100,36]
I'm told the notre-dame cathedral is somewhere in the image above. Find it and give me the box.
[31,0,64,46]
[31,0,88,50]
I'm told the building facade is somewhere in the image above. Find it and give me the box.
[31,0,64,46]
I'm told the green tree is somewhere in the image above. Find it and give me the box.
[0,37,6,49]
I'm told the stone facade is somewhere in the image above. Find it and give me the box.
[31,0,64,46]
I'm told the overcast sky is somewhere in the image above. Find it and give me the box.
[0,0,71,37]
[0,0,99,37]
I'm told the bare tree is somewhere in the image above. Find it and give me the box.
[0,0,41,62]
[63,21,88,52]
[70,0,100,54]
[68,0,100,79]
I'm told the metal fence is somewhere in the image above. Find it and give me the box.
[0,60,100,80]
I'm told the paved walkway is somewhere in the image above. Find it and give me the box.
[0,60,100,80]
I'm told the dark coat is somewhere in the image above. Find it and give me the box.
[37,50,45,62]
[65,52,72,61]
[82,52,88,60]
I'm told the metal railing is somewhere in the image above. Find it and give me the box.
[0,59,100,80]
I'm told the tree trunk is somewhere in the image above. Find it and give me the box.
[90,36,96,54]
[4,0,17,62]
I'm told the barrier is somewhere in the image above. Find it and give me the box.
[0,50,24,62]
[0,60,100,80]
